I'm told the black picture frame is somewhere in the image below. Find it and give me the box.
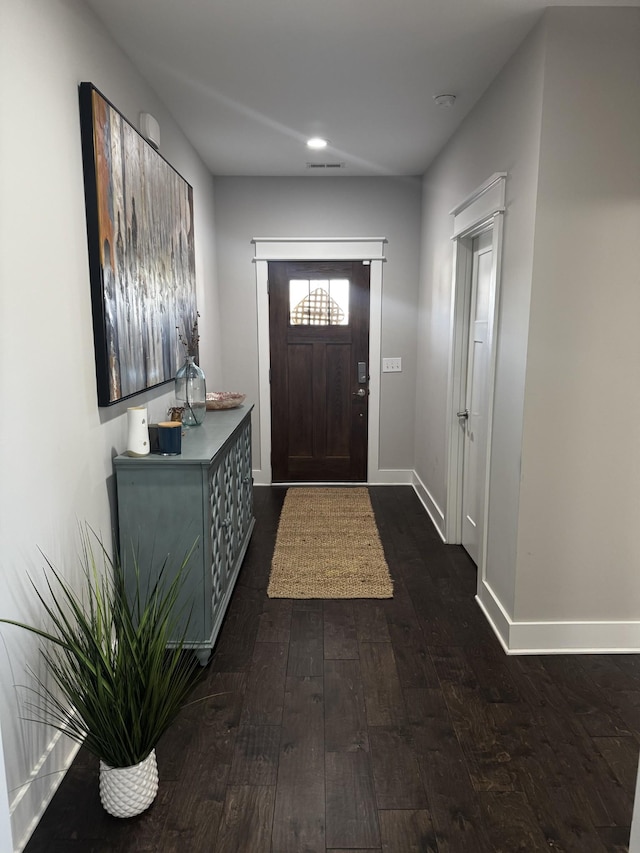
[79,82,197,406]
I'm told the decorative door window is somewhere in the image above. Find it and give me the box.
[289,279,349,326]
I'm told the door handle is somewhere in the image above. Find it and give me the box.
[457,408,469,419]
[353,388,367,398]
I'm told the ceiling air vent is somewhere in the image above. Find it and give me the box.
[306,162,345,170]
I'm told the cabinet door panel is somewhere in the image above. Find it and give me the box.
[235,420,253,547]
[221,446,238,582]
[208,455,228,621]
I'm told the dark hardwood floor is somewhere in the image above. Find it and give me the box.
[24,486,639,852]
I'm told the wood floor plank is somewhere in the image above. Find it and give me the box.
[534,714,634,828]
[403,687,457,754]
[324,658,369,753]
[359,641,406,726]
[507,654,581,726]
[353,601,390,642]
[513,779,611,853]
[272,676,325,852]
[287,608,324,677]
[465,639,523,704]
[276,676,324,782]
[477,790,551,853]
[417,745,492,853]
[542,655,635,738]
[215,785,275,853]
[378,809,438,853]
[369,727,426,810]
[596,826,632,852]
[256,598,293,644]
[323,600,359,660]
[228,724,281,785]
[504,699,632,847]
[325,751,380,849]
[593,736,640,792]
[414,598,465,647]
[431,647,520,792]
[292,598,323,611]
[160,793,226,853]
[384,590,441,689]
[161,671,247,775]
[610,690,640,742]
[241,641,288,726]
[271,781,326,853]
[209,585,263,671]
[581,654,640,694]
[160,756,228,832]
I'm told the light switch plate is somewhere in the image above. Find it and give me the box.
[382,357,402,373]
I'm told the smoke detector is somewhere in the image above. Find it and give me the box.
[433,94,456,108]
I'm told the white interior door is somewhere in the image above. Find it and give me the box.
[461,230,493,564]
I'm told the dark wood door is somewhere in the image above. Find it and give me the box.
[269,260,370,482]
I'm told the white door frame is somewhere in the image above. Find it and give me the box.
[444,174,506,593]
[252,237,387,485]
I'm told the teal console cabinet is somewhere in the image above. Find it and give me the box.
[114,407,254,665]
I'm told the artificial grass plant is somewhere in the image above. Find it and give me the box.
[1,526,202,768]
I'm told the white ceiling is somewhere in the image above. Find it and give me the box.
[83,0,639,177]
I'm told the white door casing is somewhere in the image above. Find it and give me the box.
[461,230,493,564]
[445,173,506,595]
[252,238,387,485]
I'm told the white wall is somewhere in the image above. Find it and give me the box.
[212,176,423,473]
[0,0,221,849]
[416,6,640,651]
[415,22,546,612]
[516,7,640,623]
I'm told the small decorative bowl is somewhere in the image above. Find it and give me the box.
[205,391,246,411]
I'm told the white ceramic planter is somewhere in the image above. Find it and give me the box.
[99,749,159,818]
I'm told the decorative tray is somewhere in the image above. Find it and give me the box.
[205,391,246,411]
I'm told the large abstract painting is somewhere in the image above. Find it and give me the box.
[79,83,197,406]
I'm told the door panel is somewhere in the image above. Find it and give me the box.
[269,260,370,482]
[326,344,351,456]
[461,231,492,564]
[287,343,314,456]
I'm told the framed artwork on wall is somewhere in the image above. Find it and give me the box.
[79,82,197,406]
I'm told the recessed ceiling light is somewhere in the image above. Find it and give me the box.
[433,94,456,108]
[307,136,329,150]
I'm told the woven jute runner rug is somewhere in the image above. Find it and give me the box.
[267,487,393,599]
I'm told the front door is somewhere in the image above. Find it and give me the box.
[269,260,370,482]
[461,230,493,564]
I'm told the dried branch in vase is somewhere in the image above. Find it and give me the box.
[177,312,200,358]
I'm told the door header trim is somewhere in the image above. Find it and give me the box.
[450,173,506,239]
[252,237,387,262]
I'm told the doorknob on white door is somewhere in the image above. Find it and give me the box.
[457,408,469,419]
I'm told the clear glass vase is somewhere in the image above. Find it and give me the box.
[175,356,206,427]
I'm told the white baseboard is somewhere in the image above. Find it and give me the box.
[13,732,80,853]
[477,579,640,654]
[411,471,446,542]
